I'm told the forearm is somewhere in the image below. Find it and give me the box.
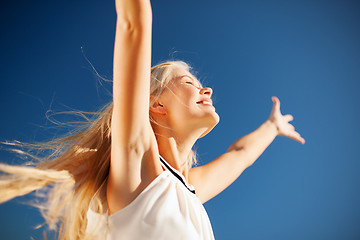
[227,119,278,167]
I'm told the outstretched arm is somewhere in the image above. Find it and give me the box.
[189,97,305,203]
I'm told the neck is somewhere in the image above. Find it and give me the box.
[155,127,206,179]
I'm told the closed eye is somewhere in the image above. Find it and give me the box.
[185,81,202,89]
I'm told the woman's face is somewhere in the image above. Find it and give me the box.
[156,67,220,138]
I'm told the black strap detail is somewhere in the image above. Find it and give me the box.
[160,157,196,194]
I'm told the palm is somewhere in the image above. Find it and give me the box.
[268,97,305,144]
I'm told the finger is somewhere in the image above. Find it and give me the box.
[289,131,305,144]
[284,114,294,122]
[289,132,302,143]
[271,96,280,112]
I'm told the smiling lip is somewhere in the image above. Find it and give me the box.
[196,99,213,106]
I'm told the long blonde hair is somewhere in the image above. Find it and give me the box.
[0,60,197,240]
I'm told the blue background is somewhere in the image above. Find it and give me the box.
[1,0,360,239]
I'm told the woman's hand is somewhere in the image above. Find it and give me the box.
[268,96,305,144]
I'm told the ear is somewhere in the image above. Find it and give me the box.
[149,98,167,115]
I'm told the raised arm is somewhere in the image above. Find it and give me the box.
[107,0,160,214]
[112,0,152,146]
[189,97,305,203]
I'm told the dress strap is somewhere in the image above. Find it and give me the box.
[159,156,196,194]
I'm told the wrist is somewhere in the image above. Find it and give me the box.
[265,119,279,136]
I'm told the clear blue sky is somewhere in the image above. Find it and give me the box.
[1,0,360,239]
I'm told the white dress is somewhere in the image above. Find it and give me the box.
[86,156,215,240]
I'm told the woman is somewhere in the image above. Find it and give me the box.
[0,0,304,239]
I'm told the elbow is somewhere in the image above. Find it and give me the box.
[245,160,254,168]
[227,145,244,152]
[226,148,253,168]
[116,16,152,37]
[115,2,152,32]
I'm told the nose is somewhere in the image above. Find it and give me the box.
[200,87,213,97]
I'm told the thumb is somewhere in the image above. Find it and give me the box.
[271,96,280,112]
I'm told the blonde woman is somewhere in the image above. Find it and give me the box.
[0,0,305,239]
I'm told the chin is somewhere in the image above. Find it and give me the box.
[199,112,220,138]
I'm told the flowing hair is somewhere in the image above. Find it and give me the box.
[0,60,197,240]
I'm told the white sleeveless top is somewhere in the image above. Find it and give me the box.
[86,156,215,240]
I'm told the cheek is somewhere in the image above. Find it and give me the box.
[169,100,192,116]
[163,86,199,117]
[166,98,196,121]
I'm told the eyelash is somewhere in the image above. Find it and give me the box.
[185,81,202,89]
